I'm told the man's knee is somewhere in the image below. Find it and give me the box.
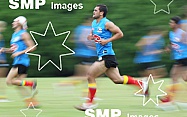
[170,73,179,83]
[183,78,187,82]
[87,73,92,80]
[86,73,95,82]
[170,71,176,78]
[6,79,12,85]
[182,75,187,82]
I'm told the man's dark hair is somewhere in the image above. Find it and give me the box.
[96,4,108,17]
[171,16,181,24]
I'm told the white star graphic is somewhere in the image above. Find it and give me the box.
[20,102,42,117]
[150,0,174,14]
[26,21,75,71]
[134,74,167,106]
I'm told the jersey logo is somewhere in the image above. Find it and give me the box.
[11,43,18,52]
[93,34,101,43]
[171,42,180,49]
[97,27,102,33]
[103,50,107,54]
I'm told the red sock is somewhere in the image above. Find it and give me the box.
[87,83,97,103]
[88,88,96,103]
[21,80,33,87]
[123,75,142,88]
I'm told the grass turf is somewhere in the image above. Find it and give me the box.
[0,77,187,117]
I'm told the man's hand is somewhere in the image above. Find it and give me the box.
[164,47,171,53]
[98,39,110,45]
[87,34,94,40]
[0,48,4,54]
[11,51,23,58]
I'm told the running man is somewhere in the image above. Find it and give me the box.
[159,16,187,103]
[0,16,39,107]
[134,28,167,78]
[180,5,187,32]
[75,4,149,111]
[0,21,10,102]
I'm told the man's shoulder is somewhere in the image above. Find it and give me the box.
[102,17,111,23]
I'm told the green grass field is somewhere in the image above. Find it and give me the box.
[0,77,187,117]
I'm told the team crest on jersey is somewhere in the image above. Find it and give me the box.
[12,36,21,43]
[171,42,180,49]
[93,34,101,43]
[11,43,18,52]
[97,27,102,33]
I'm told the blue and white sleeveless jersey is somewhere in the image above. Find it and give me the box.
[180,19,187,24]
[92,17,115,59]
[134,35,165,63]
[74,25,97,58]
[10,30,30,66]
[169,28,187,60]
[0,36,6,62]
[179,19,187,31]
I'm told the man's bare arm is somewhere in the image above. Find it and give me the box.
[105,22,123,42]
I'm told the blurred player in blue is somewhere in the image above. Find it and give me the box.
[57,17,97,98]
[75,4,149,111]
[159,16,187,103]
[74,17,97,77]
[180,5,187,32]
[0,21,7,64]
[134,28,167,79]
[0,21,10,102]
[0,16,38,107]
[73,17,98,98]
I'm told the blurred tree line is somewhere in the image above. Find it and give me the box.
[0,0,186,77]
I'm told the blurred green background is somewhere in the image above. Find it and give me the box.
[0,0,186,77]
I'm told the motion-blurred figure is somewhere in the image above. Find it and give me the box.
[73,17,98,98]
[56,17,97,99]
[0,16,39,107]
[159,16,187,104]
[0,21,10,102]
[73,17,97,77]
[134,27,167,78]
[180,5,187,32]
